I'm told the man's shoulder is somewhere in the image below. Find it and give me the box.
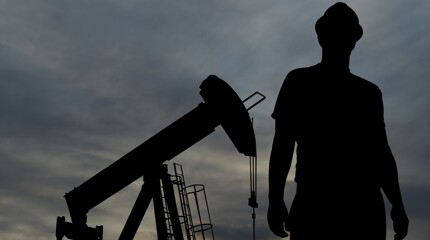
[287,65,318,77]
[283,65,319,86]
[350,73,382,96]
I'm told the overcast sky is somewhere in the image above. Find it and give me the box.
[1,0,429,239]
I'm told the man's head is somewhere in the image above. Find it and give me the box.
[315,2,363,52]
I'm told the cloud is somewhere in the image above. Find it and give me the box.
[1,0,429,239]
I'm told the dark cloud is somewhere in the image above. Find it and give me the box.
[1,0,429,239]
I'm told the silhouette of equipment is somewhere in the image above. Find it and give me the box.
[56,75,265,240]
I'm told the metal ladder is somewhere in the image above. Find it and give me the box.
[173,163,214,240]
[160,181,175,240]
[172,163,197,240]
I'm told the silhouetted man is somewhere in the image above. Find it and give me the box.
[267,2,409,240]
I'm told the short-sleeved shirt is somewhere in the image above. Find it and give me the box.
[272,63,385,188]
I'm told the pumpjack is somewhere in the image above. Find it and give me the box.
[55,75,264,240]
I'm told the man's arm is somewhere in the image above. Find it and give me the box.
[378,128,409,240]
[374,89,409,240]
[267,120,295,237]
[373,90,409,240]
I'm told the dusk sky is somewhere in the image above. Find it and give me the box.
[1,0,429,239]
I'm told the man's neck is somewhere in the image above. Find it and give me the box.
[320,49,351,70]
